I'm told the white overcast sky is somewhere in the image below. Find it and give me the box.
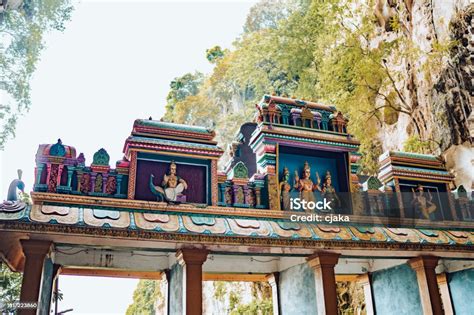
[0,0,256,313]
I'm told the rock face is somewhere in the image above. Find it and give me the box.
[375,0,473,192]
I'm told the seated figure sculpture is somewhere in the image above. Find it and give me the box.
[150,161,188,202]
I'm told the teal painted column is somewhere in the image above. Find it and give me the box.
[37,258,61,314]
[168,263,183,315]
[279,263,318,315]
[372,263,422,315]
[447,268,474,314]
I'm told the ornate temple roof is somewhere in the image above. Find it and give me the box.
[132,119,216,140]
[259,95,337,112]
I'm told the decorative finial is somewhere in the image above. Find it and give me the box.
[149,116,153,120]
[57,139,62,144]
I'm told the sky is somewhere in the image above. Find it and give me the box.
[0,0,256,313]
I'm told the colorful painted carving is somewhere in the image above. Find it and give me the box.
[293,161,321,209]
[412,184,437,220]
[321,171,340,211]
[279,167,292,210]
[150,161,188,203]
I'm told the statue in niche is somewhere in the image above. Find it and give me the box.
[457,185,471,220]
[105,176,116,195]
[94,174,103,193]
[150,161,188,202]
[236,186,245,204]
[224,186,233,205]
[246,188,255,207]
[411,184,437,220]
[294,161,321,210]
[279,167,292,210]
[48,165,59,192]
[80,173,91,194]
[320,171,340,211]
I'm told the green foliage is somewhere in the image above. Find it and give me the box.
[206,46,226,64]
[0,263,22,312]
[0,0,74,149]
[126,280,162,315]
[163,72,204,122]
[163,0,443,171]
[403,134,432,154]
[230,298,273,315]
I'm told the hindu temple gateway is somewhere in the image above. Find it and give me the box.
[1,95,473,314]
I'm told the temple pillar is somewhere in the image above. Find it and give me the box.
[408,256,443,315]
[357,273,375,315]
[173,248,209,315]
[37,260,61,314]
[160,270,170,315]
[266,272,281,315]
[18,239,52,315]
[116,174,123,196]
[307,252,340,315]
[437,273,454,314]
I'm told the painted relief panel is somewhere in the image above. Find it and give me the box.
[134,153,210,204]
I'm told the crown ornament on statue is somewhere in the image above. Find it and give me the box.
[303,161,310,171]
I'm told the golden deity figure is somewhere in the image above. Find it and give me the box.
[411,184,437,220]
[161,161,188,201]
[294,161,321,208]
[279,167,292,210]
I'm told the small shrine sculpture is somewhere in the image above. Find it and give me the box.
[149,161,188,203]
[293,161,321,210]
[320,171,340,211]
[280,167,292,210]
[411,184,437,220]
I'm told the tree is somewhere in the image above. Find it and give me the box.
[0,263,22,313]
[126,280,163,315]
[163,72,204,122]
[0,0,74,150]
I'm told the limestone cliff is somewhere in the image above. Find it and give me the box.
[374,0,473,192]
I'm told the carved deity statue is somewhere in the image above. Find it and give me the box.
[294,161,321,210]
[279,167,292,210]
[161,161,188,201]
[105,176,117,195]
[94,174,103,193]
[224,186,233,205]
[411,184,437,220]
[236,186,245,204]
[320,171,340,211]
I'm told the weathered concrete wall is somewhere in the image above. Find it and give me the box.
[168,263,183,315]
[372,263,422,315]
[448,268,474,314]
[279,263,317,315]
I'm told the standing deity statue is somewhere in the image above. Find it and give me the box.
[320,171,340,212]
[280,167,292,210]
[294,161,321,210]
[411,184,437,220]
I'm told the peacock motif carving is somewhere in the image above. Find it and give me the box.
[1,170,27,213]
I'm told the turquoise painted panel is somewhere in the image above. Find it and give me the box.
[169,263,183,315]
[448,268,474,314]
[38,258,54,314]
[279,263,318,315]
[372,264,422,315]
